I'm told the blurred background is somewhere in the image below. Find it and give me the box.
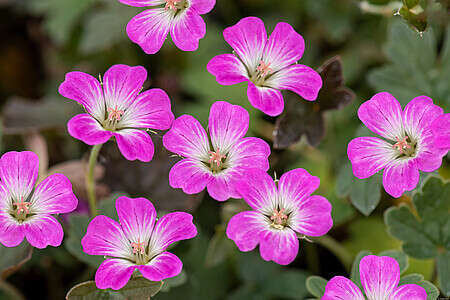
[0,0,449,299]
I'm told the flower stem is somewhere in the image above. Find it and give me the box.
[313,235,353,271]
[86,144,103,217]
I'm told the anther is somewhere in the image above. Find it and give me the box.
[14,197,31,215]
[107,105,125,121]
[393,136,411,154]
[256,61,273,78]
[208,148,226,167]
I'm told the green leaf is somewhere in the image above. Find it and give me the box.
[306,276,328,298]
[399,273,439,300]
[204,225,234,268]
[350,250,372,290]
[378,249,409,274]
[263,270,309,299]
[160,270,187,292]
[0,241,33,279]
[437,252,450,296]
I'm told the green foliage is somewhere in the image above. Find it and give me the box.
[399,273,440,300]
[305,276,328,298]
[0,241,32,279]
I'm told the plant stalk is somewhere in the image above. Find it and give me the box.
[313,235,353,271]
[86,143,103,217]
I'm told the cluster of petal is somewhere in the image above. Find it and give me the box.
[226,168,333,265]
[163,101,271,201]
[119,0,216,54]
[81,196,197,290]
[347,92,445,198]
[431,113,450,151]
[322,255,427,300]
[59,64,174,162]
[0,151,78,248]
[207,17,322,116]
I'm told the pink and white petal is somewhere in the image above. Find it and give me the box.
[149,212,197,253]
[262,22,305,72]
[403,95,443,141]
[382,159,419,198]
[162,115,210,159]
[388,284,427,300]
[322,276,365,300]
[347,137,397,179]
[171,10,206,52]
[265,64,322,101]
[23,215,64,248]
[58,71,105,120]
[168,159,212,194]
[30,173,78,214]
[414,131,446,172]
[223,17,267,72]
[207,54,249,85]
[226,211,266,252]
[118,0,165,7]
[138,252,182,281]
[95,259,136,290]
[247,81,284,116]
[208,101,249,153]
[113,129,154,162]
[190,0,216,14]
[116,196,156,246]
[360,255,400,300]
[259,228,299,265]
[81,215,132,259]
[227,137,271,171]
[126,8,172,55]
[358,92,404,141]
[290,195,333,237]
[278,168,320,209]
[0,213,25,247]
[431,114,450,150]
[67,114,112,146]
[206,171,240,201]
[0,151,39,201]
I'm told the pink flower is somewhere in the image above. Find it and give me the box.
[162,101,270,201]
[226,168,333,265]
[81,196,197,290]
[59,64,174,162]
[347,92,445,198]
[431,113,450,151]
[0,151,78,248]
[118,0,216,54]
[322,255,427,300]
[207,17,322,116]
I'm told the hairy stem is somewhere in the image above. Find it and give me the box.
[86,143,103,217]
[313,235,353,271]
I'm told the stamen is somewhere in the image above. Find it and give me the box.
[107,105,125,121]
[14,197,31,215]
[256,60,273,78]
[208,148,227,167]
[131,238,146,255]
[393,136,411,154]
[165,0,181,10]
[270,208,288,225]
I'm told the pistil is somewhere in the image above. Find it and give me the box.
[256,60,272,79]
[131,238,148,265]
[270,208,288,229]
[107,105,124,122]
[208,148,227,171]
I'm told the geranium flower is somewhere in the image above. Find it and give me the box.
[226,168,333,265]
[431,113,449,151]
[81,196,197,290]
[0,151,78,248]
[162,101,270,201]
[207,17,322,116]
[348,92,445,198]
[322,255,427,300]
[59,64,174,162]
[118,0,216,54]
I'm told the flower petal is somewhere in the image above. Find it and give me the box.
[347,137,397,179]
[259,228,299,265]
[190,0,216,14]
[414,131,446,172]
[358,92,404,141]
[223,17,267,72]
[0,213,24,247]
[206,170,241,201]
[247,81,284,116]
[290,195,333,237]
[226,211,266,252]
[278,168,320,209]
[265,64,322,101]
[138,252,182,281]
[118,0,165,6]
[113,129,154,162]
[126,8,172,54]
[382,159,419,198]
[431,114,450,150]
[207,54,249,85]
[322,276,365,300]
[360,255,400,300]
[168,159,212,194]
[23,215,64,248]
[95,258,136,290]
[262,22,305,72]
[388,284,427,300]
[208,101,249,153]
[171,9,206,51]
[67,114,112,146]
[403,95,443,141]
[227,137,271,171]
[236,168,277,213]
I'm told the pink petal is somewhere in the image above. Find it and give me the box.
[382,159,419,198]
[95,258,136,290]
[403,95,443,140]
[190,0,216,14]
[290,195,333,237]
[30,174,78,214]
[116,196,156,246]
[223,17,267,72]
[247,81,284,116]
[360,255,400,300]
[206,170,241,201]
[23,215,64,248]
[236,168,277,211]
[58,71,105,120]
[67,114,112,146]
[431,114,450,150]
[0,213,25,247]
[226,211,265,252]
[414,131,446,172]
[168,159,212,194]
[208,101,249,153]
[227,137,271,171]
[347,137,397,179]
[262,22,305,72]
[163,115,210,159]
[207,54,249,85]
[358,92,404,141]
[113,129,154,162]
[278,168,320,207]
[265,64,322,101]
[322,276,365,300]
[118,0,165,6]
[259,228,299,265]
[138,252,182,281]
[126,8,172,54]
[388,284,427,300]
[170,10,205,51]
